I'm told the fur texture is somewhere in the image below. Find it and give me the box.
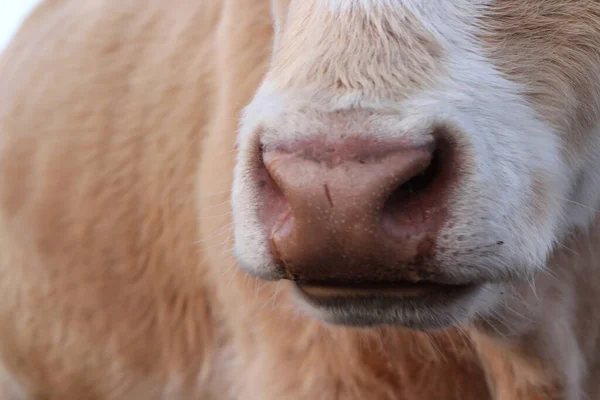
[0,0,599,399]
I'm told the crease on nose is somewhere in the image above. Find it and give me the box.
[260,139,448,282]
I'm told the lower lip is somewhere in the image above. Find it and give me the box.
[295,281,473,300]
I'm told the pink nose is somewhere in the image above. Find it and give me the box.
[259,138,454,284]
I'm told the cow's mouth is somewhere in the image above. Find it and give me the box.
[292,280,481,329]
[295,279,472,298]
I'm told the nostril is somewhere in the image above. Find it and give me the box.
[387,147,441,203]
[382,143,450,237]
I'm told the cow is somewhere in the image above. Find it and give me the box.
[1,0,599,399]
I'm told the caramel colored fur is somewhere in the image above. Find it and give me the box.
[1,0,600,399]
[0,1,488,399]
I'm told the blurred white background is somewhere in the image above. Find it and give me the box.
[0,0,41,51]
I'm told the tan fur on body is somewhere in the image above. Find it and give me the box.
[0,0,599,399]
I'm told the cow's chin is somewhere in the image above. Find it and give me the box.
[289,281,496,330]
